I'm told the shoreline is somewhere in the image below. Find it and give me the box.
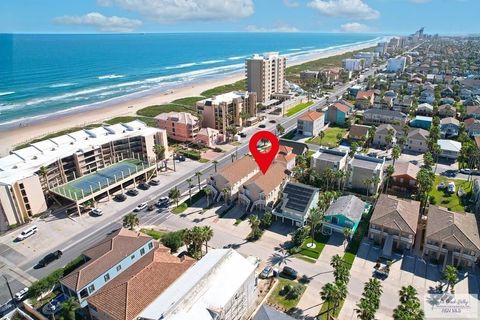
[0,39,382,156]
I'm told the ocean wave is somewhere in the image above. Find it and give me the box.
[98,74,125,80]
[288,48,302,51]
[49,83,76,88]
[200,59,225,65]
[165,63,197,70]
[0,91,15,97]
[227,55,247,61]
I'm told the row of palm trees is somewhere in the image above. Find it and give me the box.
[183,225,214,259]
[320,254,351,319]
[354,278,383,320]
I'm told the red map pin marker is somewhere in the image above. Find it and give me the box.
[249,130,279,174]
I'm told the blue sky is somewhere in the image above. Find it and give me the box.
[1,0,479,34]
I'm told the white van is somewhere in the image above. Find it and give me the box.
[16,225,38,241]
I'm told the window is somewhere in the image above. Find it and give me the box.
[131,254,135,260]
[116,265,122,272]
[148,242,153,250]
[140,248,145,256]
[104,273,110,282]
[79,288,89,299]
[88,284,95,293]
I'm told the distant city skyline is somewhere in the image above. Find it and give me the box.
[1,0,479,35]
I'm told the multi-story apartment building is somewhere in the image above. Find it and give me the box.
[154,112,199,142]
[387,57,407,73]
[424,206,480,269]
[246,52,286,103]
[272,182,319,227]
[0,120,168,230]
[196,91,257,136]
[311,148,348,176]
[363,109,407,125]
[368,195,420,255]
[342,58,364,71]
[297,111,325,136]
[353,52,378,67]
[348,154,385,195]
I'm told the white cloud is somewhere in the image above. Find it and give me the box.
[339,22,371,33]
[98,0,254,23]
[54,12,142,32]
[283,0,300,7]
[308,0,380,20]
[245,24,299,32]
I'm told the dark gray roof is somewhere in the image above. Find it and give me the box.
[253,305,296,320]
[364,108,406,118]
[350,154,385,170]
[282,182,319,216]
[279,139,308,156]
[324,195,365,223]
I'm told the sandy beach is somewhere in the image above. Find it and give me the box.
[0,40,379,156]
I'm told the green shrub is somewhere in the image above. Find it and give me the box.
[429,195,437,204]
[286,285,304,300]
[161,231,184,253]
[292,227,309,247]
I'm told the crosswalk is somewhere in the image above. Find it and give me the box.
[139,209,172,226]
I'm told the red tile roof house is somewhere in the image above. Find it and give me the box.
[327,101,353,126]
[60,228,194,314]
[355,90,375,110]
[297,111,325,137]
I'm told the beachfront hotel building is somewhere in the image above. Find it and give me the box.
[196,91,257,136]
[246,52,286,103]
[0,120,168,231]
[154,111,200,142]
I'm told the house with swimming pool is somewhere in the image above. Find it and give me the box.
[321,195,369,235]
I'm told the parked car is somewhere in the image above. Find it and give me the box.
[269,120,277,123]
[175,154,186,161]
[259,265,273,279]
[281,266,298,279]
[134,202,148,212]
[147,204,155,211]
[460,168,472,175]
[157,197,170,207]
[139,182,151,190]
[258,124,266,128]
[126,189,139,196]
[16,225,38,241]
[114,193,127,202]
[14,287,29,301]
[90,208,103,216]
[447,182,456,194]
[438,182,446,189]
[149,179,160,186]
[239,132,247,138]
[38,250,62,268]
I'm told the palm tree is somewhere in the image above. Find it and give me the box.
[318,130,326,144]
[61,297,80,320]
[212,160,218,173]
[384,164,395,193]
[364,177,372,198]
[276,123,285,136]
[308,207,322,247]
[394,285,424,320]
[38,165,49,190]
[203,187,212,207]
[355,278,383,320]
[443,265,458,293]
[399,285,418,304]
[194,171,203,191]
[343,227,353,250]
[332,281,348,315]
[201,226,214,254]
[248,214,262,241]
[239,111,249,128]
[392,145,401,165]
[370,176,381,196]
[169,187,181,208]
[222,187,230,204]
[123,213,139,230]
[330,254,343,270]
[320,282,337,319]
[186,178,193,204]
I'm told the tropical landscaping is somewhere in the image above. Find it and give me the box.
[308,127,347,148]
[286,101,314,117]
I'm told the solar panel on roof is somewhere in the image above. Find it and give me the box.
[283,183,315,213]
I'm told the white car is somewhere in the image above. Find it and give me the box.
[134,202,148,212]
[90,208,103,216]
[15,287,29,301]
[16,225,38,241]
[447,182,456,194]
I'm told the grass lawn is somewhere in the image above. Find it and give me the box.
[286,101,314,117]
[306,150,316,158]
[140,228,166,240]
[318,299,345,320]
[429,175,473,212]
[104,115,156,127]
[308,127,347,148]
[198,158,210,163]
[267,278,306,311]
[200,79,246,97]
[298,233,329,260]
[136,96,202,117]
[172,203,188,214]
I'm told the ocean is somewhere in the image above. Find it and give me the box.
[0,33,381,128]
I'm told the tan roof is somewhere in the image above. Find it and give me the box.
[154,112,198,125]
[356,90,374,100]
[349,124,370,139]
[392,162,420,179]
[475,136,480,148]
[276,146,296,164]
[244,163,288,194]
[440,117,460,126]
[426,206,480,252]
[299,111,324,122]
[61,229,152,291]
[370,194,420,234]
[217,155,258,185]
[87,245,195,320]
[408,128,429,140]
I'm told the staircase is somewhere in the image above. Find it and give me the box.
[382,234,393,258]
